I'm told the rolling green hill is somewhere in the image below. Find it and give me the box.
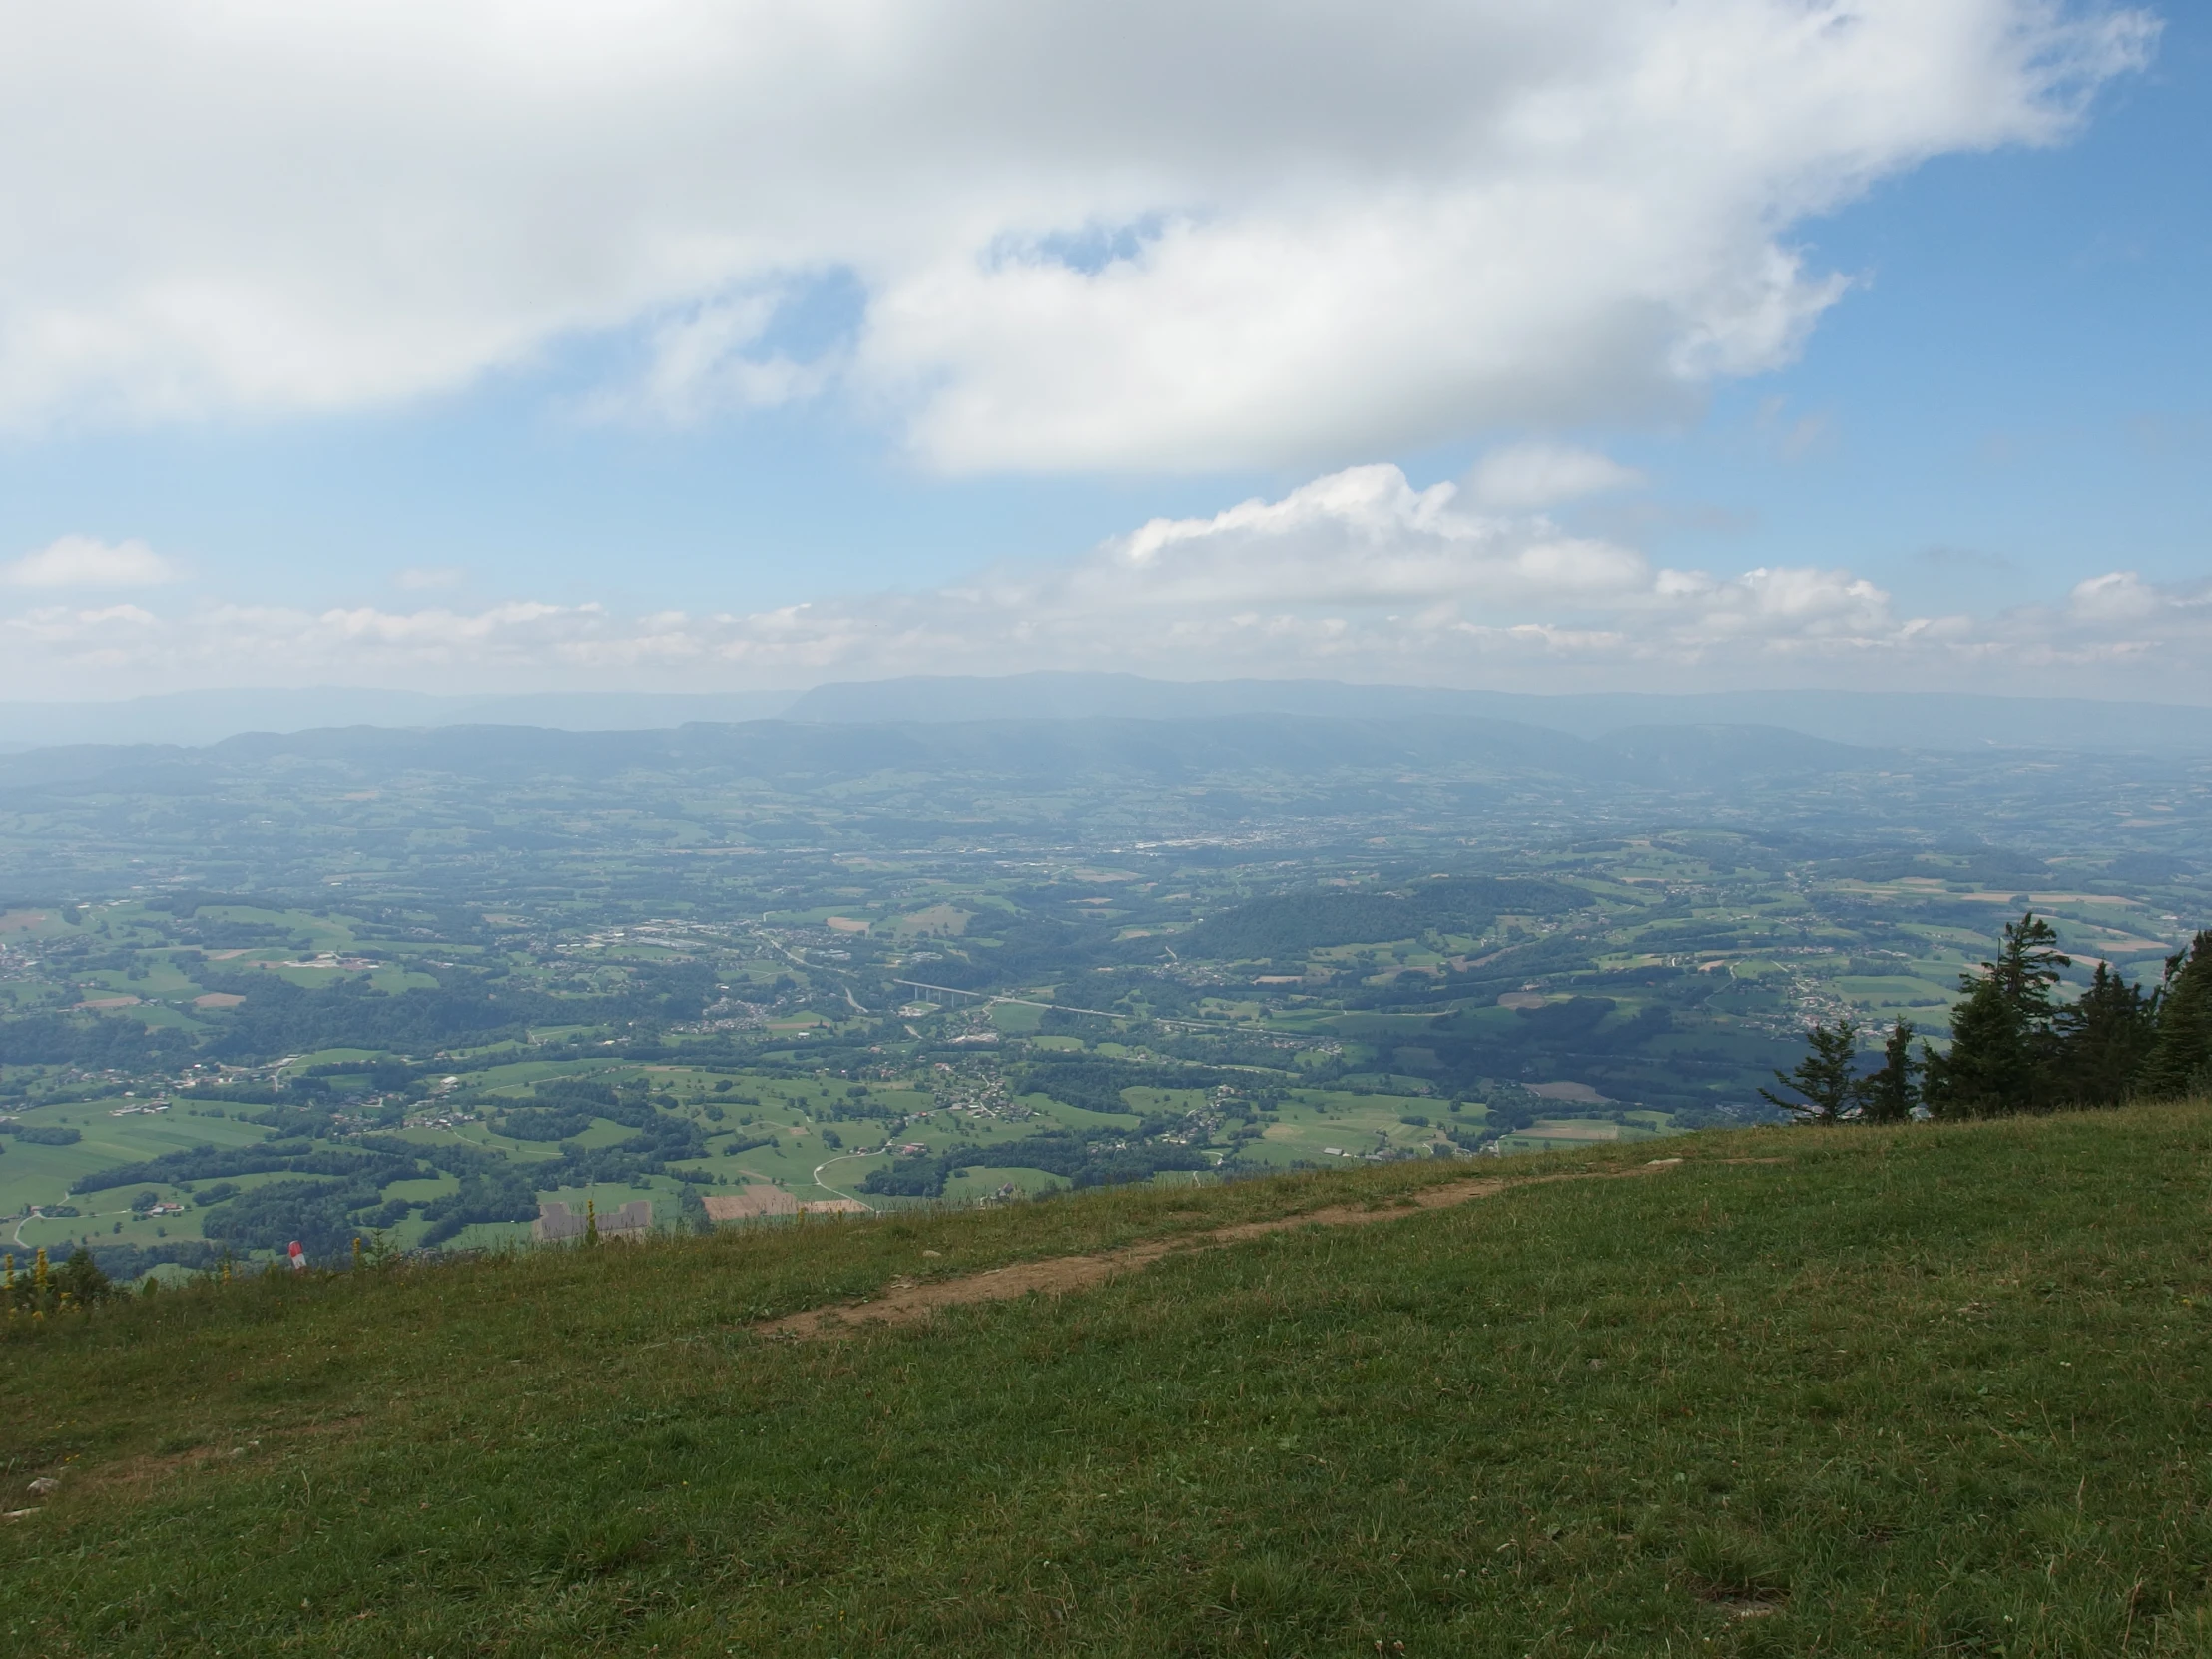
[6,1102,2212,1655]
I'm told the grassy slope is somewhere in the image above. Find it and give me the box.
[5,1104,2212,1656]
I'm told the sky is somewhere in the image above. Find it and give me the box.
[0,0,2205,703]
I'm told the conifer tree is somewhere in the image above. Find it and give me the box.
[1989,911,2070,1017]
[2142,931,2212,1100]
[1762,1019,1862,1124]
[1859,1019,1920,1123]
[1923,979,2025,1118]
[2051,960,2159,1105]
[1924,912,2068,1118]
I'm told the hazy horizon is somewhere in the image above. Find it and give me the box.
[1,672,2205,758]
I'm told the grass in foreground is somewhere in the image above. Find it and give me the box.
[5,1104,2212,1655]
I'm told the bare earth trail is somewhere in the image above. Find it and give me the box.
[756,1157,1769,1340]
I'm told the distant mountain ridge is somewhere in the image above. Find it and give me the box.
[0,714,1887,795]
[0,688,803,751]
[787,673,2205,754]
[0,674,2199,755]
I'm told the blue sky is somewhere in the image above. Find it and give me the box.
[0,0,2202,700]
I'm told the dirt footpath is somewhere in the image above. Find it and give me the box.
[757,1161,1692,1340]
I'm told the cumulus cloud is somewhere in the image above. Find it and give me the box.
[1074,465,1649,611]
[0,1,2156,467]
[2,535,177,588]
[1468,444,1647,510]
[6,464,2205,700]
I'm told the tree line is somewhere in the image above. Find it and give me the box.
[1765,914,2212,1123]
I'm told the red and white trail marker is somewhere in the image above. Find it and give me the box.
[287,1241,305,1271]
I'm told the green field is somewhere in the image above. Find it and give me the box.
[3,1057,1404,1264]
[0,1101,274,1257]
[6,1101,2212,1654]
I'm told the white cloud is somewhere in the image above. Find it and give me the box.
[0,1,2155,467]
[2,535,177,588]
[580,293,842,425]
[1078,465,1649,610]
[6,464,2205,700]
[1468,444,1646,510]
[2066,569,2162,623]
